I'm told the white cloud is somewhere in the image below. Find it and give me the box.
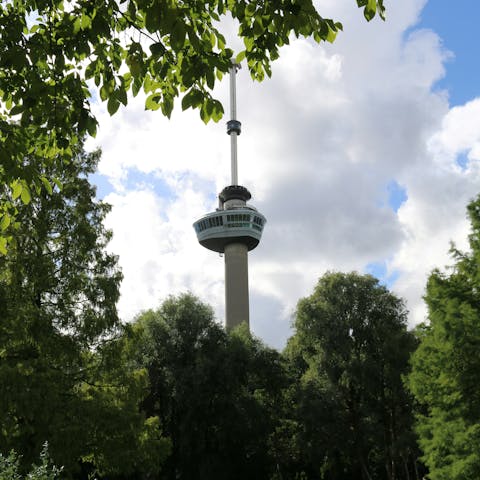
[391,98,480,325]
[88,0,480,349]
[428,98,480,163]
[104,185,226,322]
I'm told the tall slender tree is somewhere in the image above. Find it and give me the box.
[408,194,480,480]
[0,145,168,477]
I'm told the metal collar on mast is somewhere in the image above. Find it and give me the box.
[226,63,241,186]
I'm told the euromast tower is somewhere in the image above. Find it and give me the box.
[193,64,266,331]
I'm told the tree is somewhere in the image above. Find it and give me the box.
[129,293,287,480]
[0,144,169,477]
[408,194,480,480]
[0,0,385,252]
[285,272,420,480]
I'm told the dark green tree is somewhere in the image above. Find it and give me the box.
[0,145,169,477]
[0,0,385,251]
[285,272,420,480]
[129,293,287,480]
[408,194,480,480]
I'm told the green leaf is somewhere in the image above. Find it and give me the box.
[326,26,337,43]
[132,78,142,97]
[86,117,97,137]
[363,0,377,21]
[235,50,246,63]
[210,32,217,49]
[73,16,82,34]
[245,2,256,17]
[11,181,22,200]
[0,236,7,255]
[40,176,53,195]
[243,36,254,51]
[10,104,24,116]
[200,103,209,124]
[217,33,226,50]
[0,213,11,231]
[145,94,162,111]
[81,13,91,30]
[161,95,174,118]
[117,86,128,106]
[170,22,186,52]
[107,96,121,115]
[206,69,215,89]
[52,178,63,191]
[150,43,166,57]
[181,89,203,111]
[99,86,109,102]
[20,184,31,204]
[377,0,386,20]
[253,18,264,36]
[211,99,224,122]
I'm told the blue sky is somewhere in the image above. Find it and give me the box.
[418,0,480,106]
[89,0,480,348]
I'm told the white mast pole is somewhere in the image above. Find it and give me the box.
[228,63,240,185]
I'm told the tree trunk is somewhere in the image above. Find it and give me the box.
[402,454,411,480]
[414,459,421,480]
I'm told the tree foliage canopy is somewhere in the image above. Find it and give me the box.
[0,0,385,251]
[408,195,480,480]
[286,272,420,480]
[129,293,287,480]
[0,145,168,477]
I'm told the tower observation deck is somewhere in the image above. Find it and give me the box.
[193,64,266,331]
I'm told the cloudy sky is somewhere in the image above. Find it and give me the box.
[86,0,480,349]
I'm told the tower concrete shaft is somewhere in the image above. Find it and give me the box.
[224,242,249,330]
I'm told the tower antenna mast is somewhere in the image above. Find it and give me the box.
[227,63,242,186]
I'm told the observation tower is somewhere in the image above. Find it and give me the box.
[193,64,266,331]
